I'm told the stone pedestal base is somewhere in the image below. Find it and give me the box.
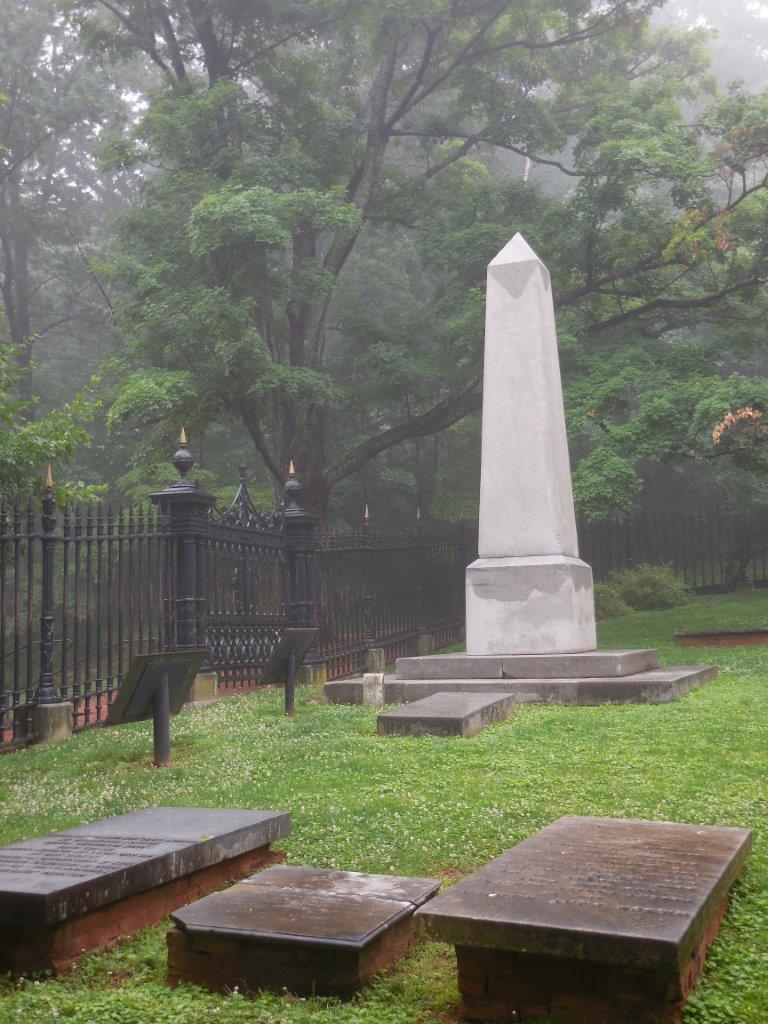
[324,673,384,705]
[455,896,729,1024]
[298,661,327,685]
[187,671,218,704]
[466,555,596,655]
[416,632,435,657]
[32,701,74,744]
[364,647,386,673]
[0,845,283,975]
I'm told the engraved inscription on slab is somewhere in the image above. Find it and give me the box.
[0,807,292,925]
[0,834,180,879]
[415,816,752,968]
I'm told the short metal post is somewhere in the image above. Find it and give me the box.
[152,672,171,766]
[285,647,296,717]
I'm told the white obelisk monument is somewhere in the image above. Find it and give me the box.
[465,234,597,655]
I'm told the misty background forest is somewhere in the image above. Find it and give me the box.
[3,0,768,524]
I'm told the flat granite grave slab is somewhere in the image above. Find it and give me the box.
[384,665,716,707]
[396,649,659,680]
[415,815,752,1024]
[0,807,290,974]
[167,865,440,997]
[377,692,515,737]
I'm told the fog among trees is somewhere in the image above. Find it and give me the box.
[3,0,768,521]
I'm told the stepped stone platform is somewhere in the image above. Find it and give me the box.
[167,865,440,997]
[0,807,290,974]
[326,650,715,708]
[415,816,752,1024]
[386,649,715,707]
[378,692,515,737]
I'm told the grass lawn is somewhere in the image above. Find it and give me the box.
[1,592,767,1023]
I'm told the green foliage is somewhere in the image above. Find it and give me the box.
[1,592,768,1022]
[0,345,98,498]
[593,582,632,620]
[610,563,691,611]
[58,0,768,517]
[572,448,643,520]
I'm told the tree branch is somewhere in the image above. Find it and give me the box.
[389,128,585,177]
[323,377,482,487]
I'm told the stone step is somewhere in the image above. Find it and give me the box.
[377,692,516,738]
[396,649,659,680]
[384,666,715,707]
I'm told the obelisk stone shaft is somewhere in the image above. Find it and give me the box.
[477,235,578,559]
[466,234,596,655]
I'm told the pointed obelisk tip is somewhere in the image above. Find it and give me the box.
[489,232,544,268]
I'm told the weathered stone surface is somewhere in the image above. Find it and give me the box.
[416,816,751,1024]
[1,844,283,975]
[396,649,659,680]
[364,647,386,673]
[168,866,439,997]
[416,816,751,965]
[377,692,515,737]
[32,701,74,743]
[468,235,596,654]
[477,236,579,561]
[324,674,383,706]
[186,670,218,704]
[385,666,716,706]
[466,554,596,656]
[416,632,435,657]
[0,807,291,927]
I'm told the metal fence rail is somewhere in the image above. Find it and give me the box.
[317,521,476,679]
[578,505,768,591]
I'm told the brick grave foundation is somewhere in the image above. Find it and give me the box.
[0,844,284,974]
[0,807,291,975]
[455,895,729,1024]
[415,816,751,1024]
[167,866,440,998]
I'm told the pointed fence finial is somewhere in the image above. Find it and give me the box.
[416,504,421,521]
[364,503,370,522]
[171,428,194,487]
[283,459,303,513]
[45,463,53,490]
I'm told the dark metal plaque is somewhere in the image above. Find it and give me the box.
[415,816,752,970]
[106,650,207,725]
[261,628,318,685]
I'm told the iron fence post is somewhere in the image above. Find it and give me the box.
[34,474,58,704]
[150,432,215,654]
[283,465,324,682]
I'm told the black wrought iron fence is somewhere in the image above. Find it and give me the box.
[578,505,768,591]
[3,433,768,752]
[316,520,476,679]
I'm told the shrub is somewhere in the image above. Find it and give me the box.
[610,563,690,611]
[594,583,632,619]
